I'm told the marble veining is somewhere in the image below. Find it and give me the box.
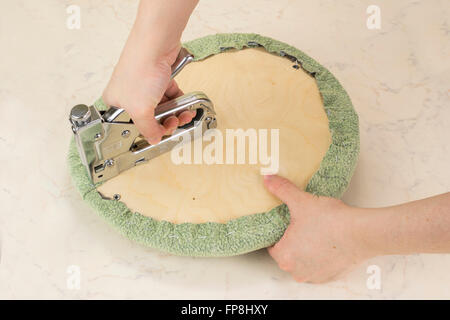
[0,0,449,299]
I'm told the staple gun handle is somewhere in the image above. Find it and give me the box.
[170,47,194,79]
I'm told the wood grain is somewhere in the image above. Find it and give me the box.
[97,48,331,223]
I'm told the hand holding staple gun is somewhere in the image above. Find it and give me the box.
[101,0,450,283]
[103,0,200,145]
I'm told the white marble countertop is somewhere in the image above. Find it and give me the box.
[0,0,449,299]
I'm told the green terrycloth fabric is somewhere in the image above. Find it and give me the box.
[67,33,359,257]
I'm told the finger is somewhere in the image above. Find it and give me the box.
[267,245,283,266]
[162,116,179,135]
[177,110,196,126]
[101,91,117,108]
[309,261,359,284]
[267,244,295,272]
[267,245,277,260]
[305,267,343,284]
[165,80,184,100]
[263,175,307,207]
[292,274,309,283]
[159,95,169,104]
[131,108,166,145]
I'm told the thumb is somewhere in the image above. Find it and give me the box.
[263,175,307,207]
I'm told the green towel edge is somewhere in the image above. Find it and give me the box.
[67,33,359,257]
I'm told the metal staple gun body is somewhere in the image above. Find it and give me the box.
[69,48,217,184]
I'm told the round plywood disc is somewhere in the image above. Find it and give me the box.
[97,47,332,224]
[68,33,359,257]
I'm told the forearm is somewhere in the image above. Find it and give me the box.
[123,0,199,62]
[360,193,450,256]
[135,0,198,44]
[104,0,198,142]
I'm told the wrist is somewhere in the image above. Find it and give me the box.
[352,207,392,258]
[120,21,181,73]
[132,4,185,56]
[114,25,180,80]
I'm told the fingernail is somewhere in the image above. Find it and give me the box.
[263,175,274,181]
[147,137,161,145]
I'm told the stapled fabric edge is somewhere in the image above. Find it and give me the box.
[67,33,359,257]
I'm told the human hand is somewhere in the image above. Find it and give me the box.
[103,0,198,145]
[264,175,374,283]
[103,38,195,145]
